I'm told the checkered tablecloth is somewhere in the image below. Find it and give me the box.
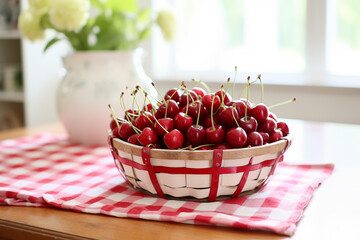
[0,133,334,236]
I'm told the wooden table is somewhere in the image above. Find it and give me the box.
[0,120,359,240]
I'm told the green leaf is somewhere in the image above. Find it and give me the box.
[44,37,61,53]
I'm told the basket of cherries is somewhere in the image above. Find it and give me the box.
[108,75,294,201]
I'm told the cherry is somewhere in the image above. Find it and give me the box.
[228,100,246,119]
[202,115,220,129]
[187,100,208,122]
[179,90,198,108]
[215,89,232,105]
[142,103,154,113]
[202,93,221,111]
[111,126,120,137]
[133,111,154,130]
[277,121,289,136]
[257,117,277,133]
[246,132,263,146]
[154,118,174,137]
[269,129,283,143]
[239,116,258,133]
[226,127,247,148]
[156,100,180,119]
[124,109,138,122]
[197,145,213,150]
[250,103,269,123]
[118,122,135,140]
[219,105,239,128]
[110,117,125,130]
[206,125,225,144]
[214,143,232,149]
[137,127,158,146]
[192,87,206,98]
[174,112,193,132]
[186,125,206,146]
[163,129,184,149]
[164,88,180,102]
[269,112,278,122]
[258,131,270,144]
[127,134,139,145]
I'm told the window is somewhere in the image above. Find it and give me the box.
[150,0,360,86]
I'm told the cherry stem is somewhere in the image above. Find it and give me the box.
[192,78,211,93]
[195,100,202,128]
[138,86,161,105]
[245,76,250,121]
[211,94,216,131]
[231,104,240,128]
[108,104,120,128]
[231,66,238,99]
[224,77,230,95]
[152,82,168,118]
[119,92,126,112]
[220,84,225,107]
[258,74,264,103]
[269,98,296,109]
[133,89,142,113]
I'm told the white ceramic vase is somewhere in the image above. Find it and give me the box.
[57,48,154,145]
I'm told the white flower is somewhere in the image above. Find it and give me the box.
[18,9,45,42]
[28,0,51,12]
[49,0,90,32]
[156,10,176,42]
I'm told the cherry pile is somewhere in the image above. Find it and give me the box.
[109,76,294,150]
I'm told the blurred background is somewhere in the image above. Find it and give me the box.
[0,0,359,132]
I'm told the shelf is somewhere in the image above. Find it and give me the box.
[0,29,21,40]
[0,90,24,102]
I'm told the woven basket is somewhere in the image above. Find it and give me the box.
[109,136,292,201]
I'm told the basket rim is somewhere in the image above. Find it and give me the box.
[110,135,292,161]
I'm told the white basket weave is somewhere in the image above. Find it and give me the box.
[109,136,291,201]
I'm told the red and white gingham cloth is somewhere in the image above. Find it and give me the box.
[0,133,334,236]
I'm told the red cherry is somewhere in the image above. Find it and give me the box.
[187,101,208,122]
[269,112,278,122]
[258,117,277,133]
[214,143,232,149]
[142,103,154,113]
[277,121,289,136]
[111,126,120,137]
[215,90,232,105]
[164,88,180,102]
[133,112,154,130]
[110,117,125,130]
[192,87,206,98]
[137,127,158,146]
[197,145,213,150]
[179,90,198,108]
[202,115,220,129]
[163,129,184,149]
[202,93,221,111]
[226,127,247,148]
[239,116,258,133]
[174,112,193,132]
[186,125,206,146]
[127,134,139,145]
[269,129,283,143]
[156,100,180,119]
[258,131,270,144]
[246,132,264,146]
[228,100,246,119]
[205,125,226,144]
[250,103,269,123]
[219,106,239,128]
[118,122,135,140]
[154,118,174,137]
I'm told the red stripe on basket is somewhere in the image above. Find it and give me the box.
[208,149,223,201]
[232,157,254,198]
[141,147,165,198]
